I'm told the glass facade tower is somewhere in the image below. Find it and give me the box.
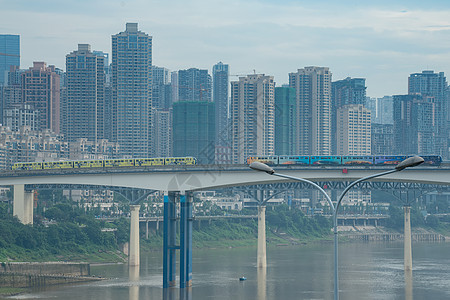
[172,101,215,164]
[212,62,229,147]
[274,86,296,155]
[0,34,20,85]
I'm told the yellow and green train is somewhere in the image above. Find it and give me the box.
[11,157,197,171]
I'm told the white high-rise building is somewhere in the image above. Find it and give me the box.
[230,74,275,164]
[289,66,332,155]
[337,104,371,155]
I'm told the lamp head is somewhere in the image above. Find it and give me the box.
[395,156,424,171]
[249,161,275,175]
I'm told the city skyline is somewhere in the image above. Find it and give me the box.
[2,1,450,98]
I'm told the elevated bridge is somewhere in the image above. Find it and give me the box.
[1,164,449,289]
[1,164,450,191]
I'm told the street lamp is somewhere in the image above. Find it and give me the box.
[249,156,424,300]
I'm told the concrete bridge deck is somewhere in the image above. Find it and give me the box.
[1,165,450,191]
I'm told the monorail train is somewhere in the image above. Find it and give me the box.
[11,157,197,171]
[246,155,442,166]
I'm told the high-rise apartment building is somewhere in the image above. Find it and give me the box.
[4,104,40,131]
[274,86,296,155]
[336,104,371,155]
[6,65,23,86]
[92,51,110,82]
[332,77,366,108]
[21,62,60,133]
[393,94,435,155]
[171,71,179,103]
[366,96,394,125]
[152,66,170,109]
[65,44,106,142]
[153,108,172,157]
[112,23,152,157]
[332,77,366,154]
[0,34,20,85]
[230,74,275,164]
[1,66,23,122]
[177,68,211,102]
[371,123,393,155]
[408,71,447,157]
[289,67,332,155]
[103,82,112,141]
[172,101,215,164]
[212,62,229,146]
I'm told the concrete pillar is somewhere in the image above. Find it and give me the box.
[146,221,149,239]
[129,265,140,300]
[257,205,267,268]
[404,269,413,300]
[13,184,34,225]
[375,219,378,227]
[129,205,140,266]
[257,264,267,300]
[404,206,412,272]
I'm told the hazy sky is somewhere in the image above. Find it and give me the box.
[2,0,450,97]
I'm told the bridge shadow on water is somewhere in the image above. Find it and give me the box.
[163,287,192,300]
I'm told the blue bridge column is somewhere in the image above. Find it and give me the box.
[163,191,177,288]
[180,191,193,288]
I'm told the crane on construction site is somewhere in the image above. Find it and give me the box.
[175,84,210,102]
[229,70,257,78]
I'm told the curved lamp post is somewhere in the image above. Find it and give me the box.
[250,156,424,300]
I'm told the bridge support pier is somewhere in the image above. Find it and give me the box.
[404,206,412,271]
[257,205,267,268]
[180,192,193,288]
[13,184,33,225]
[129,205,140,266]
[129,265,140,300]
[163,192,177,288]
[162,191,193,289]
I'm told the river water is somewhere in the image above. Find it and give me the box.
[7,242,450,300]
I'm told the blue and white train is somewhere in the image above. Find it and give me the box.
[247,155,442,166]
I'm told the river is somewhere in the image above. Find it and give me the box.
[7,241,450,300]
